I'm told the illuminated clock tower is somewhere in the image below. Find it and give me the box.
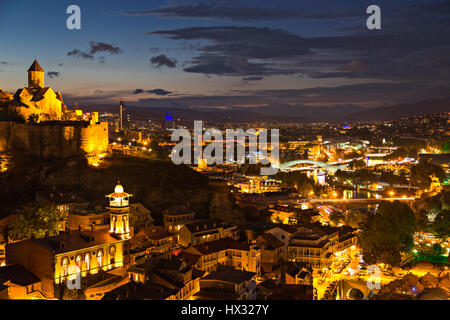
[106,181,133,239]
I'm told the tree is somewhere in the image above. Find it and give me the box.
[0,105,25,123]
[328,211,343,226]
[440,191,450,210]
[8,203,67,241]
[343,209,366,229]
[358,201,416,266]
[410,162,445,189]
[349,159,366,170]
[27,113,40,123]
[432,243,443,256]
[430,209,450,240]
[293,210,313,225]
[275,171,316,197]
[149,139,168,161]
[380,171,406,187]
[385,147,408,161]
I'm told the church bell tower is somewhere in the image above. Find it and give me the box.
[27,59,45,88]
[106,181,133,239]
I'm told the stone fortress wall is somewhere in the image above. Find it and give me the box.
[0,121,108,159]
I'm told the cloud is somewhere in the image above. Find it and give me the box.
[47,71,60,78]
[150,54,177,68]
[147,89,172,95]
[0,61,10,65]
[410,0,450,14]
[338,60,367,72]
[88,41,122,55]
[124,3,358,22]
[148,26,312,76]
[148,18,450,82]
[67,49,94,60]
[133,88,172,95]
[67,41,123,62]
[242,76,263,81]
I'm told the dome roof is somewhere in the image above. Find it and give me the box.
[106,181,132,199]
[115,184,124,193]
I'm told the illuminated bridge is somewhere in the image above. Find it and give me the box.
[273,160,348,172]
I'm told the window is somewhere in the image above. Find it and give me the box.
[85,253,90,271]
[62,258,69,276]
[97,250,102,268]
[75,255,81,269]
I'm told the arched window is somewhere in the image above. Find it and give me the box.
[97,250,103,268]
[109,246,116,267]
[75,255,81,270]
[85,253,90,271]
[62,258,69,276]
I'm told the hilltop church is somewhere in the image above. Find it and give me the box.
[0,60,108,160]
[9,59,65,121]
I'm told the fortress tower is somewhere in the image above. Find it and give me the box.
[27,59,45,88]
[106,182,133,240]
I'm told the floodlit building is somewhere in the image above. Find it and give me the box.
[0,60,108,162]
[106,182,133,240]
[178,220,239,247]
[0,264,44,299]
[3,182,143,299]
[12,59,64,121]
[192,267,257,300]
[163,210,195,232]
[182,237,261,276]
[5,229,127,298]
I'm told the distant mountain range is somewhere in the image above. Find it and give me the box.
[342,96,450,122]
[85,96,450,124]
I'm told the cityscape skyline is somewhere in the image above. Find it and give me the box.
[0,0,448,305]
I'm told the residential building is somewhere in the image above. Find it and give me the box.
[178,220,239,247]
[192,267,257,300]
[182,237,261,276]
[0,264,44,299]
[163,211,195,232]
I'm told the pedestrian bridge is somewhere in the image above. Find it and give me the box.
[273,160,348,172]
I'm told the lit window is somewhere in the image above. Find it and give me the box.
[62,258,69,276]
[97,250,103,268]
[75,255,81,271]
[85,254,90,271]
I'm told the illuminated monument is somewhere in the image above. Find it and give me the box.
[0,60,108,162]
[106,182,133,240]
[13,59,65,121]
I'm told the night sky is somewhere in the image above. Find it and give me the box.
[0,0,449,110]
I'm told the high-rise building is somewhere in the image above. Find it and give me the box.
[119,101,125,131]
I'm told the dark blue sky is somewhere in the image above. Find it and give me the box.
[0,0,449,109]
